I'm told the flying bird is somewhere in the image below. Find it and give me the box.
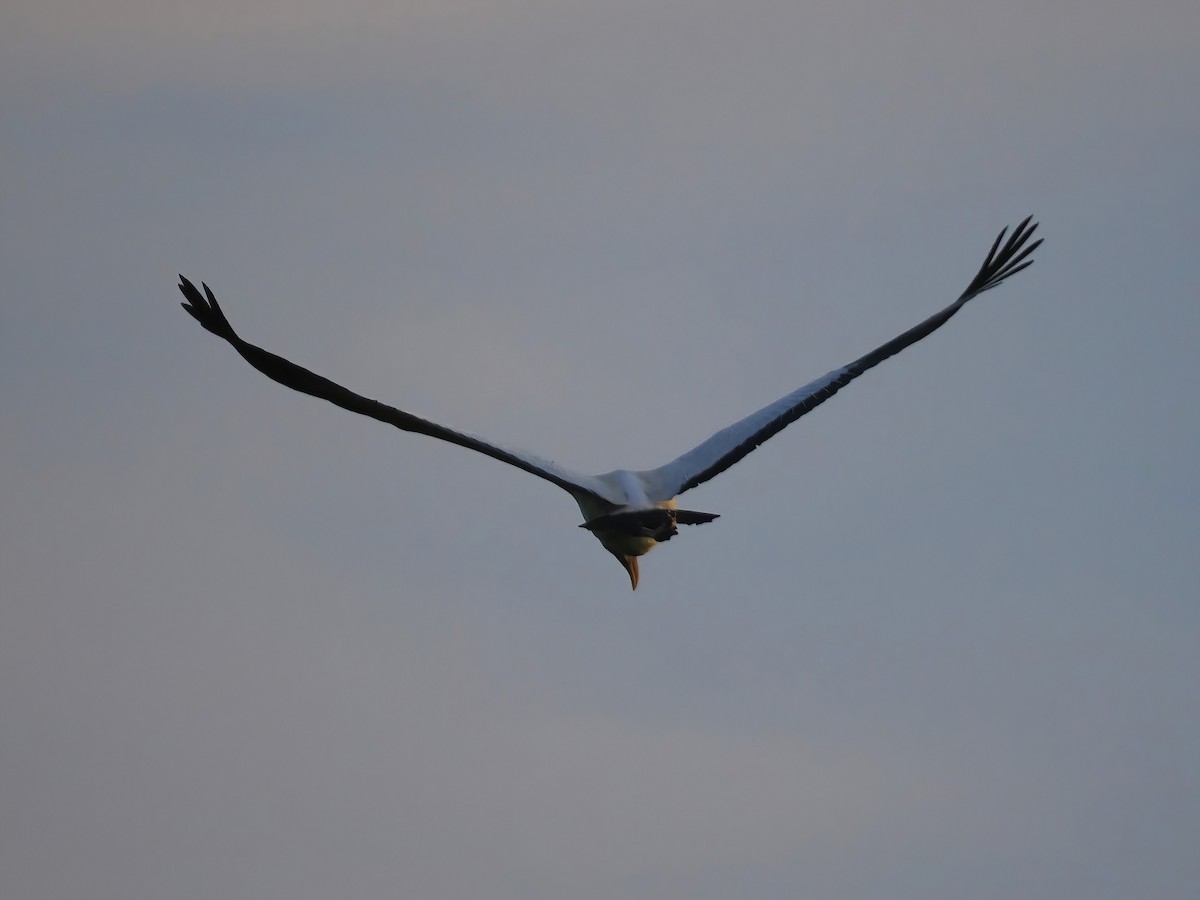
[179,217,1040,589]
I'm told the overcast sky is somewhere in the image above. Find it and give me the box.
[3,2,1198,898]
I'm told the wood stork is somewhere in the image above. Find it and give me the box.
[179,217,1040,588]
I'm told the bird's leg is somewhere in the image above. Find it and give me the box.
[647,509,678,542]
[581,507,680,540]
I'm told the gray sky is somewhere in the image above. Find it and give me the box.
[3,2,1198,898]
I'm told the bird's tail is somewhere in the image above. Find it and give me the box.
[580,508,719,541]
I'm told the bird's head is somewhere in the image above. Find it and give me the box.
[607,548,640,590]
[594,535,656,590]
[582,513,666,591]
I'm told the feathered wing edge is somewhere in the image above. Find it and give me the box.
[638,217,1042,500]
[177,277,623,507]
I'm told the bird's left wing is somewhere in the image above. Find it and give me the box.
[178,277,623,506]
[637,217,1041,500]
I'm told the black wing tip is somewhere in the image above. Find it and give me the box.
[177,274,236,341]
[964,216,1042,299]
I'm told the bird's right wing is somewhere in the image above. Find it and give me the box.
[637,218,1042,500]
[178,277,624,506]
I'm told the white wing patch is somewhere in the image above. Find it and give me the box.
[636,365,850,500]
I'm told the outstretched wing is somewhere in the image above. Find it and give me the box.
[638,217,1042,500]
[178,277,623,506]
